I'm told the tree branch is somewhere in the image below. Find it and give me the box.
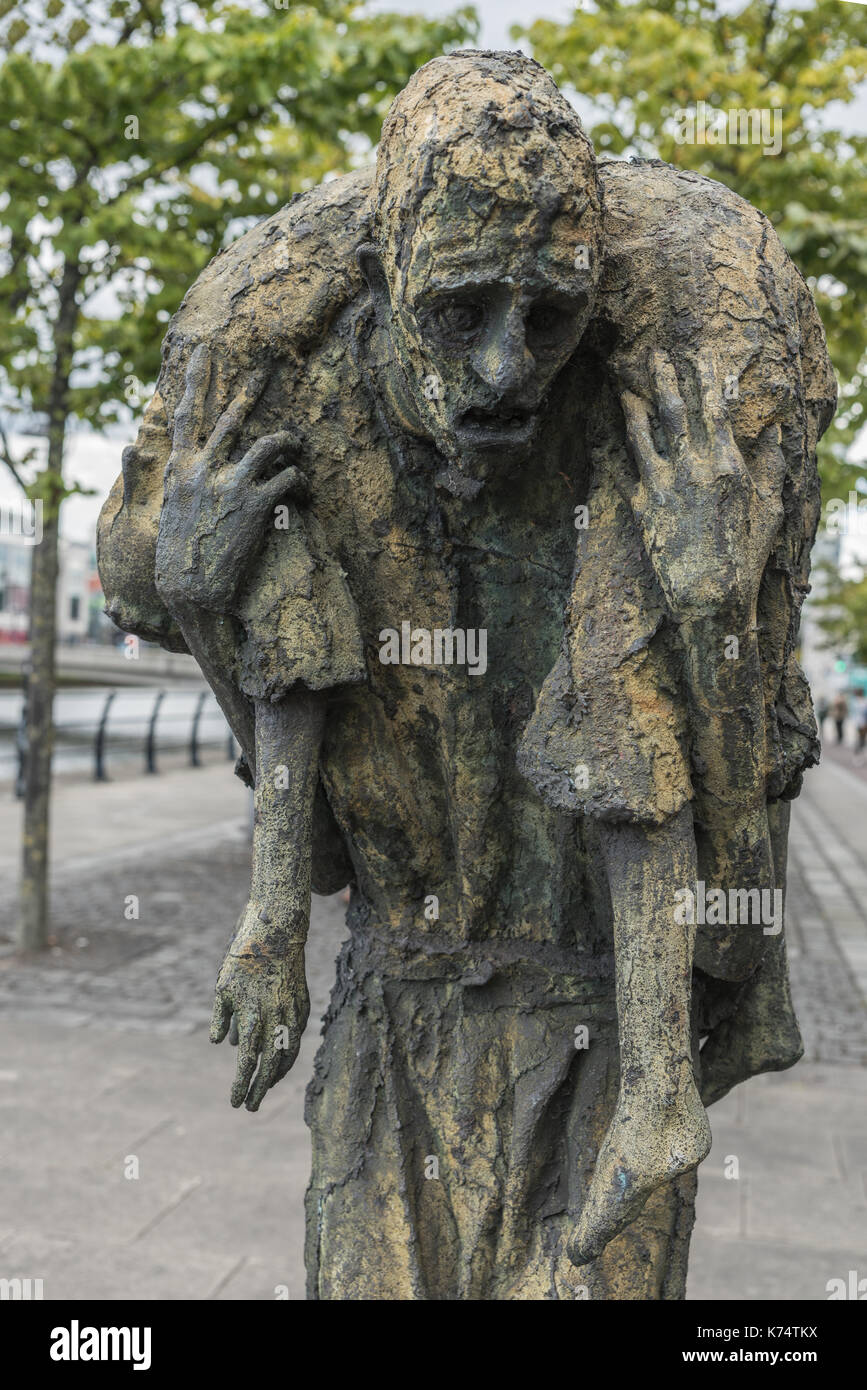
[0,418,28,491]
[760,0,778,57]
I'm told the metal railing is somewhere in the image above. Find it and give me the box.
[1,676,235,794]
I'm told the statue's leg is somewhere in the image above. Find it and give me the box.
[305,943,700,1300]
[305,949,577,1301]
[304,953,433,1301]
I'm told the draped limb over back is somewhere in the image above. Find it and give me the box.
[98,147,834,1298]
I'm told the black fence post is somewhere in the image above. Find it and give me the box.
[189,689,207,767]
[94,690,116,782]
[145,690,166,775]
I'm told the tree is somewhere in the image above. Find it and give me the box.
[0,0,477,949]
[518,0,867,504]
[812,567,867,664]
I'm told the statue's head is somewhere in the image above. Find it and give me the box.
[359,50,602,486]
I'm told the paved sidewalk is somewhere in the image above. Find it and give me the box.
[0,763,341,1299]
[0,755,864,1300]
[688,752,867,1299]
[0,760,250,887]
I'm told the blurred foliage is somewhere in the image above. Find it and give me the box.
[0,0,477,433]
[813,561,867,664]
[518,0,867,508]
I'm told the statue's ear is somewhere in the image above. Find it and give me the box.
[356,243,392,328]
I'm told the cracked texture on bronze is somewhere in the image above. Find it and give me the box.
[98,51,835,1299]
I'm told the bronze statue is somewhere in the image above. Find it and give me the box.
[98,51,836,1299]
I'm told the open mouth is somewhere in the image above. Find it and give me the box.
[455,406,537,448]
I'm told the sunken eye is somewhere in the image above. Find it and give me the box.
[525,303,573,344]
[430,301,485,338]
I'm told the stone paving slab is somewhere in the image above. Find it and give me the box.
[0,760,249,888]
[787,755,867,1020]
[0,1013,311,1301]
[686,1232,867,1301]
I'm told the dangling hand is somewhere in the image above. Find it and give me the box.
[210,899,310,1112]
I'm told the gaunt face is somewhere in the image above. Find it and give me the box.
[366,187,600,487]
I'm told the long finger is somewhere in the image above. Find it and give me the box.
[621,389,670,498]
[611,346,648,398]
[694,354,743,467]
[209,992,232,1044]
[263,1023,304,1101]
[203,369,269,463]
[258,465,310,510]
[749,422,788,494]
[230,1016,263,1109]
[650,351,686,457]
[120,443,157,506]
[242,432,305,484]
[245,1021,296,1112]
[270,1048,299,1088]
[173,344,212,453]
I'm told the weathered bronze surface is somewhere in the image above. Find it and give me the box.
[98,51,836,1300]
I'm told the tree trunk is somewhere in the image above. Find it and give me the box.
[18,262,79,951]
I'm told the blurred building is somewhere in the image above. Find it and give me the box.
[0,535,107,644]
[0,537,29,642]
[800,531,843,697]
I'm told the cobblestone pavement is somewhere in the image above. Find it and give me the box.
[0,756,864,1300]
[787,756,867,1064]
[690,750,867,1299]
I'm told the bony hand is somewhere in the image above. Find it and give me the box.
[209,904,310,1112]
[155,343,309,613]
[614,348,785,626]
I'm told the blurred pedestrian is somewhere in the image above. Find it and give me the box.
[831,691,849,744]
[853,688,867,755]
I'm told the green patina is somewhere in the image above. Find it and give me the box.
[97,52,835,1300]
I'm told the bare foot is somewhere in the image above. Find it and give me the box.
[568,1077,712,1266]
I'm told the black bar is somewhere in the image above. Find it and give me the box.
[93,691,115,783]
[189,689,207,768]
[145,690,166,775]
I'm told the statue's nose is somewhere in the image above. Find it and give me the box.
[472,310,535,393]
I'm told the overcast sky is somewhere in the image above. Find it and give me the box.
[372,0,867,133]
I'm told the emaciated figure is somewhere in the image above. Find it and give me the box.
[99,52,835,1299]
